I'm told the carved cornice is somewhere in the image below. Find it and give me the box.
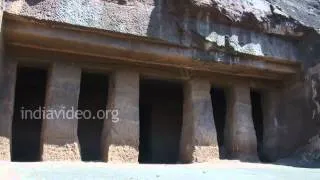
[4,14,301,81]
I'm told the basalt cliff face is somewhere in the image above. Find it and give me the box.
[4,0,319,63]
[3,0,320,164]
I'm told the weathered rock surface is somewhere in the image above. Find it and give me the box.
[102,70,139,163]
[296,134,320,164]
[267,0,320,33]
[5,0,320,35]
[4,0,319,62]
[41,63,82,161]
[276,134,320,167]
[0,60,16,160]
[3,0,320,162]
[180,79,219,163]
[188,0,320,35]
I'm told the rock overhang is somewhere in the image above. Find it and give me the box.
[4,0,311,56]
[4,0,317,79]
[3,14,301,81]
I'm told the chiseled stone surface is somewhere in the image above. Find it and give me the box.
[193,146,219,163]
[0,3,14,160]
[4,0,307,62]
[0,60,17,160]
[275,63,320,163]
[42,143,81,161]
[262,90,281,162]
[5,0,319,36]
[41,63,81,161]
[180,79,218,163]
[224,84,258,162]
[0,0,4,78]
[102,70,139,163]
[108,145,139,163]
[273,63,320,160]
[0,137,10,160]
[1,0,319,165]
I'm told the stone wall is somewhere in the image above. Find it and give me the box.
[273,62,320,160]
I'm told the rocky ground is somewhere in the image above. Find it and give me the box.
[0,161,319,179]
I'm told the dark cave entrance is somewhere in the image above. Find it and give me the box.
[250,89,265,162]
[11,66,47,162]
[210,87,228,159]
[139,79,183,164]
[77,72,109,161]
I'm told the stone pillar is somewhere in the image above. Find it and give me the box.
[262,90,280,162]
[41,63,81,161]
[0,61,17,160]
[102,70,139,163]
[224,84,258,161]
[180,79,218,163]
[0,0,5,75]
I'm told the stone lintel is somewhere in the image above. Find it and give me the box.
[102,70,139,163]
[225,84,258,162]
[41,63,81,161]
[180,79,219,163]
[0,60,17,160]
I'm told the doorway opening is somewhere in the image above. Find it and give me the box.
[11,66,47,162]
[139,79,183,164]
[210,87,228,159]
[250,89,265,161]
[77,72,109,161]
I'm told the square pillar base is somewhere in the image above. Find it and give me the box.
[42,143,81,161]
[41,63,81,161]
[180,79,219,163]
[102,70,139,163]
[0,137,10,160]
[108,145,139,163]
[225,85,258,162]
[193,146,219,162]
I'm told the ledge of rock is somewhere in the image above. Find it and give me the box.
[3,0,320,63]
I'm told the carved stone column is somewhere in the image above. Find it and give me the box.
[262,90,280,161]
[41,63,81,161]
[224,84,258,161]
[180,79,219,163]
[102,70,139,163]
[0,60,17,160]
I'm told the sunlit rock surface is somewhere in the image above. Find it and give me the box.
[3,0,319,61]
